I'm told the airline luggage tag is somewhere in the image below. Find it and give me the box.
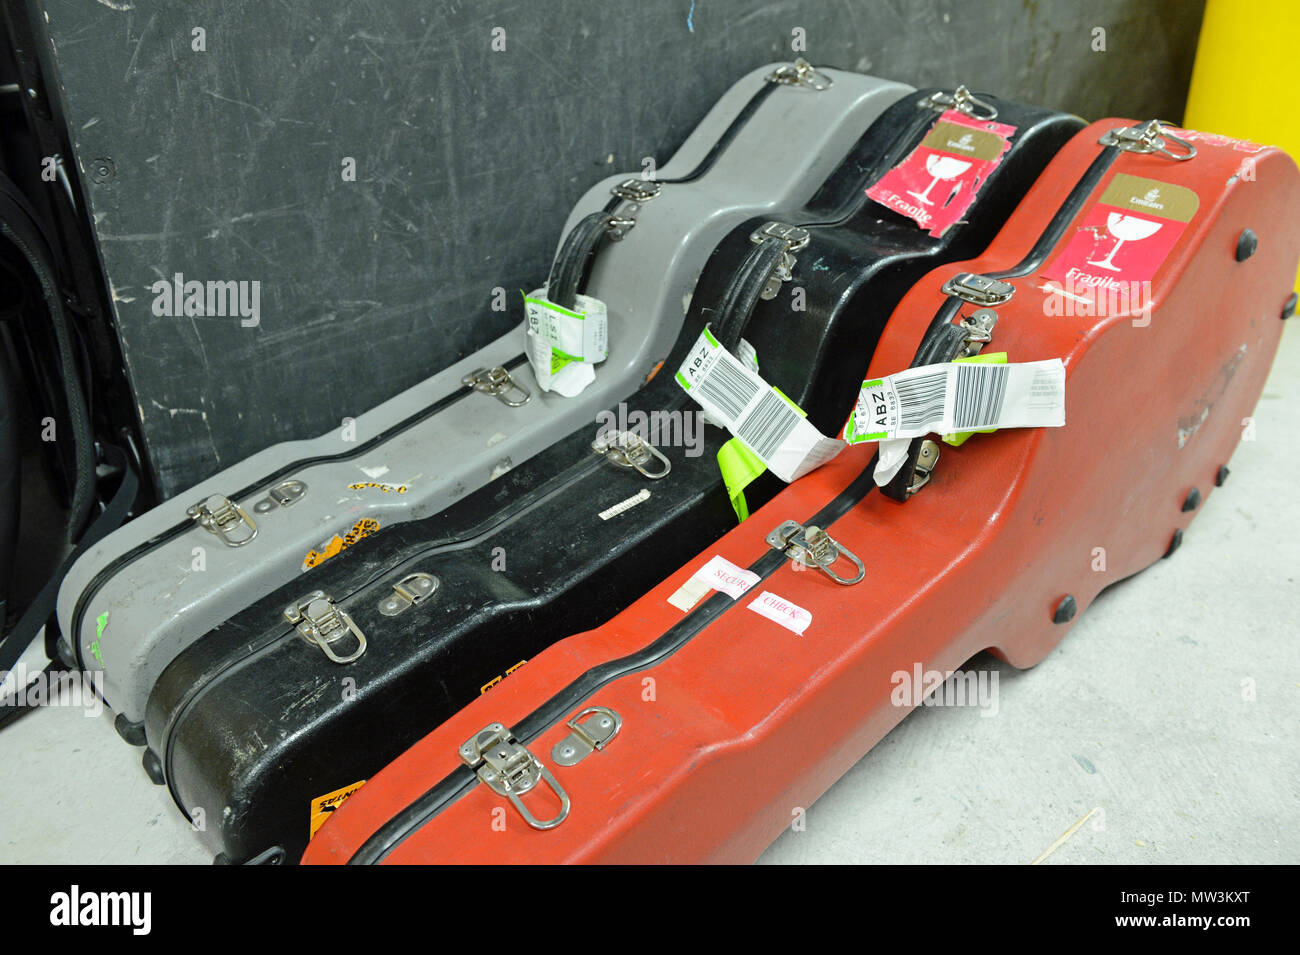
[523,288,609,396]
[844,358,1067,486]
[676,328,843,483]
[865,109,1017,238]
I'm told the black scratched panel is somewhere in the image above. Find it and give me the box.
[36,0,1204,497]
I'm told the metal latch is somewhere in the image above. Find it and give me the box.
[604,178,662,240]
[1099,119,1196,162]
[252,479,308,514]
[750,221,811,300]
[377,572,439,616]
[460,723,570,830]
[765,57,833,91]
[766,520,865,585]
[942,272,1015,306]
[592,430,671,479]
[958,307,999,358]
[551,706,622,767]
[907,439,942,495]
[919,84,998,120]
[284,591,366,664]
[462,366,530,407]
[187,494,258,547]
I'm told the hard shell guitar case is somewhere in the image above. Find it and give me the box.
[143,88,1084,864]
[56,60,912,736]
[298,120,1300,865]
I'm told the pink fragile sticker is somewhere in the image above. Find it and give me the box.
[1040,173,1199,300]
[747,590,812,635]
[865,109,1017,238]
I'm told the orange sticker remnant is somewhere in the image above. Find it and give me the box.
[303,519,381,570]
[480,660,527,695]
[309,779,366,839]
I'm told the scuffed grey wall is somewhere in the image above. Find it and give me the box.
[38,0,1204,497]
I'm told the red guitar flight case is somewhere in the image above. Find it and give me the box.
[302,118,1300,864]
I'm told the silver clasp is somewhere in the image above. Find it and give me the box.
[252,479,308,514]
[605,178,662,240]
[463,366,530,407]
[750,221,811,300]
[592,429,672,479]
[958,308,999,357]
[942,272,1015,306]
[1099,120,1196,162]
[920,85,998,120]
[765,520,865,585]
[187,494,257,547]
[377,572,439,616]
[551,706,622,767]
[284,591,366,664]
[907,439,942,495]
[460,723,570,831]
[765,57,833,91]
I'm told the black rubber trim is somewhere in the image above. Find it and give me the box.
[69,353,529,669]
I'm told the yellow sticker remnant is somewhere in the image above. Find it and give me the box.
[347,481,408,494]
[303,518,381,570]
[309,779,366,839]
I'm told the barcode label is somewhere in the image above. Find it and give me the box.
[849,357,1066,445]
[896,370,947,431]
[676,329,844,482]
[737,390,802,460]
[951,363,1010,431]
[698,357,760,421]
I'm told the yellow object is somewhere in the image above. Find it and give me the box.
[716,387,808,522]
[309,780,366,839]
[1184,0,1300,290]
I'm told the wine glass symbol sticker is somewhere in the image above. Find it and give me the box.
[1087,212,1163,271]
[908,154,973,206]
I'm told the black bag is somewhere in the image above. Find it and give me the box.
[143,88,1084,864]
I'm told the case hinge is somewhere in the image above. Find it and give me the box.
[284,591,367,664]
[460,723,570,830]
[765,57,833,91]
[919,84,998,120]
[750,221,811,300]
[186,494,258,547]
[1098,119,1196,162]
[551,706,622,767]
[766,520,865,585]
[462,366,530,407]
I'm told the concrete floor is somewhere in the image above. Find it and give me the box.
[3,323,1298,866]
